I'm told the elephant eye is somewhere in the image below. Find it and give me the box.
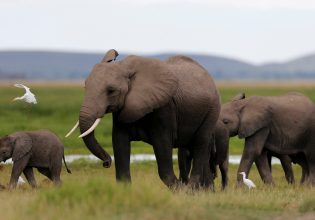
[107,88,116,95]
[222,119,229,124]
[107,86,119,96]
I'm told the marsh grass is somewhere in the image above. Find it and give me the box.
[0,161,314,219]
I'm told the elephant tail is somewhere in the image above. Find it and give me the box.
[63,154,72,174]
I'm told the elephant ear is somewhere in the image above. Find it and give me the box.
[119,60,179,123]
[238,100,272,138]
[11,133,32,162]
[231,93,245,101]
[101,49,119,63]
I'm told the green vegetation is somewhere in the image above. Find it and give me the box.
[1,82,315,154]
[0,162,314,219]
[1,82,315,219]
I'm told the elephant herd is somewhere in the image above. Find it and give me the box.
[1,49,315,190]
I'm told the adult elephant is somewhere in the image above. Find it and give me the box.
[219,93,313,185]
[67,49,220,188]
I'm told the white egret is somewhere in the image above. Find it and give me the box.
[18,176,26,185]
[239,172,256,189]
[13,84,37,104]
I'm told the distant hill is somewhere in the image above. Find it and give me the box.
[0,51,315,80]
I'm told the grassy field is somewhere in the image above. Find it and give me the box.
[1,81,315,155]
[0,161,314,220]
[1,82,315,219]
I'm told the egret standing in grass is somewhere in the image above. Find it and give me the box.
[12,84,37,104]
[239,172,256,189]
[18,176,26,185]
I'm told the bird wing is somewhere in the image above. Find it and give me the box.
[246,179,256,188]
[14,83,30,91]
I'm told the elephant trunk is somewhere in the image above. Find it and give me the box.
[79,107,112,168]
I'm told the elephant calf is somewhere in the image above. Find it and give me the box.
[0,130,71,189]
[178,120,229,190]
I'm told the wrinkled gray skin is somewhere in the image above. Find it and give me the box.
[220,93,314,185]
[0,130,71,189]
[77,49,220,189]
[178,120,229,190]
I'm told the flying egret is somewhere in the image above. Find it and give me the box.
[239,172,256,189]
[13,84,37,104]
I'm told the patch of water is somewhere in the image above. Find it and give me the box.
[1,154,281,165]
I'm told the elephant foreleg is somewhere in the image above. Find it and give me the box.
[112,122,131,182]
[237,128,269,186]
[9,154,30,189]
[153,141,178,188]
[23,167,37,188]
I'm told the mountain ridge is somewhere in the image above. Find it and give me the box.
[1,50,315,80]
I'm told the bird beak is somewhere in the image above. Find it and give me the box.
[11,98,17,102]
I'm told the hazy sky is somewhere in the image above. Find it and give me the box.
[1,0,315,64]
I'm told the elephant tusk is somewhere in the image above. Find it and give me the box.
[65,121,79,137]
[78,118,101,138]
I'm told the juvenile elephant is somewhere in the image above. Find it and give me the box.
[66,49,220,189]
[178,120,229,190]
[220,93,314,185]
[0,130,71,189]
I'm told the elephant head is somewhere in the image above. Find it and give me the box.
[0,133,32,162]
[66,49,178,167]
[219,93,271,138]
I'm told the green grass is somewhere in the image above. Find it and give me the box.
[0,162,314,219]
[1,82,315,219]
[1,82,315,155]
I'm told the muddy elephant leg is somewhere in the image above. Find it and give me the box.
[279,155,294,184]
[9,154,30,189]
[112,121,131,182]
[23,167,37,188]
[255,151,274,185]
[237,128,269,186]
[178,147,192,184]
[219,159,229,190]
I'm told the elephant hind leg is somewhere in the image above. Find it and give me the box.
[178,148,192,184]
[37,168,53,183]
[279,156,295,184]
[219,159,229,190]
